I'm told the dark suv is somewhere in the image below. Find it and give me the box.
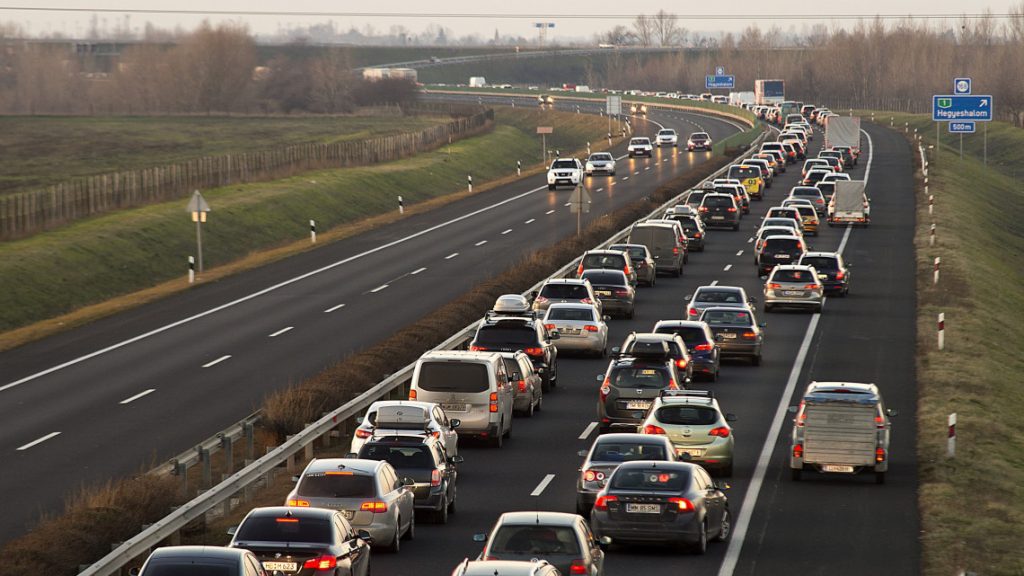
[470,316,559,391]
[757,235,807,277]
[596,343,684,433]
[666,212,706,252]
[652,320,721,382]
[613,332,694,384]
[698,193,741,231]
[799,251,851,296]
[357,435,462,524]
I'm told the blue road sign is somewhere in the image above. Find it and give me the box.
[706,75,735,89]
[949,121,975,133]
[932,95,993,122]
[953,78,971,94]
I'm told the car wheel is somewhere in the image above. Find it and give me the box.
[387,526,401,553]
[791,468,802,481]
[448,489,457,513]
[673,265,682,278]
[692,521,708,555]
[535,394,543,412]
[751,354,761,366]
[435,498,449,524]
[548,184,555,191]
[875,471,886,485]
[684,253,689,264]
[611,171,616,176]
[713,508,732,542]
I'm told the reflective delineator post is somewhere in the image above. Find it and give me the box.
[467,175,473,193]
[933,257,940,285]
[188,256,195,284]
[398,195,404,214]
[938,313,945,350]
[947,412,956,457]
[309,220,316,244]
[930,223,936,247]
[587,141,591,155]
[517,160,521,176]
[929,195,934,215]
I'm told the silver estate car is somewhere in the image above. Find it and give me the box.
[350,401,460,457]
[474,512,605,576]
[575,433,676,515]
[684,285,755,321]
[543,303,608,357]
[286,458,415,553]
[639,390,737,476]
[763,264,824,313]
[532,278,602,316]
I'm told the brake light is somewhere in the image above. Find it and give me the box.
[287,499,310,507]
[583,469,606,482]
[672,247,680,255]
[599,379,610,401]
[688,307,698,317]
[408,389,417,400]
[709,426,731,438]
[303,556,337,571]
[668,497,695,512]
[768,283,782,289]
[570,561,588,575]
[741,331,757,340]
[489,392,499,413]
[836,271,846,280]
[694,343,713,352]
[693,232,702,238]
[876,447,886,463]
[624,264,632,276]
[355,428,373,439]
[470,345,487,351]
[795,242,803,250]
[577,263,585,277]
[793,444,804,458]
[675,358,688,369]
[875,415,885,429]
[360,501,388,513]
[276,518,299,523]
[594,494,618,510]
[804,284,820,290]
[727,207,737,213]
[524,347,544,357]
[584,325,599,332]
[544,323,557,330]
[667,378,679,390]
[431,469,442,487]
[581,297,593,305]
[699,207,708,212]
[613,289,629,297]
[643,424,666,435]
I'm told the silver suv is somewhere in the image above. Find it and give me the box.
[638,390,737,476]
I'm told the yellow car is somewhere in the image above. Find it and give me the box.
[727,164,764,200]
[783,200,820,236]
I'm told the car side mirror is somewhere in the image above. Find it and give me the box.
[226,526,238,536]
[129,569,140,576]
[603,315,612,321]
[725,413,737,422]
[577,449,589,457]
[599,536,613,545]
[759,322,767,328]
[714,481,731,491]
[596,374,605,382]
[357,529,374,544]
[787,405,799,414]
[847,263,853,267]
[549,331,560,340]
[886,408,899,417]
[472,533,488,543]
[748,296,757,303]
[401,477,415,487]
[291,475,300,483]
[450,455,466,464]
[450,418,461,429]
[610,347,621,357]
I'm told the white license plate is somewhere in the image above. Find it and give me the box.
[782,290,804,296]
[775,254,791,259]
[720,333,737,339]
[597,290,612,296]
[441,403,466,412]
[676,447,705,457]
[626,400,652,410]
[821,464,855,473]
[626,503,661,514]
[711,216,725,220]
[263,562,297,572]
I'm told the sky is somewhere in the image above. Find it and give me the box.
[0,0,1016,40]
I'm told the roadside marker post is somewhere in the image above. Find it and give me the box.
[938,313,945,350]
[188,256,195,284]
[309,220,316,244]
[947,412,956,457]
[186,190,210,273]
[398,195,404,214]
[467,175,472,193]
[587,141,591,155]
[933,257,940,285]
[928,195,934,215]
[930,223,936,246]
[517,160,521,176]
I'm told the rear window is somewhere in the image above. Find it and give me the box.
[772,269,815,283]
[547,307,595,322]
[654,325,710,346]
[552,160,576,169]
[592,442,668,462]
[488,526,580,555]
[801,256,838,270]
[609,467,689,492]
[768,209,797,219]
[235,515,333,544]
[144,563,233,576]
[611,246,647,260]
[702,309,753,326]
[609,366,670,389]
[675,218,699,232]
[702,196,734,208]
[360,445,436,470]
[582,271,626,286]
[795,206,816,217]
[539,283,588,299]
[298,473,376,498]
[582,254,625,269]
[728,166,759,179]
[695,289,743,304]
[686,191,706,204]
[416,361,490,393]
[792,189,821,198]
[764,237,802,251]
[656,406,719,426]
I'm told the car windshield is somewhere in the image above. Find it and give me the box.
[610,366,670,389]
[489,526,581,555]
[772,269,815,283]
[547,307,595,322]
[475,325,538,347]
[416,361,490,393]
[702,309,753,326]
[592,442,668,462]
[298,473,376,498]
[360,445,435,470]
[235,515,333,544]
[582,254,625,269]
[801,256,838,271]
[144,563,233,576]
[582,271,626,286]
[656,406,719,426]
[630,139,648,145]
[590,154,612,161]
[552,160,576,169]
[609,467,689,492]
[655,325,709,346]
[686,191,706,204]
[695,289,742,304]
[659,130,675,136]
[539,283,589,299]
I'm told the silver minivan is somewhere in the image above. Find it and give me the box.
[627,221,685,277]
[409,351,514,448]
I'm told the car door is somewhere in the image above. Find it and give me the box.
[577,519,604,575]
[433,406,458,457]
[518,356,540,405]
[495,361,513,430]
[334,515,368,576]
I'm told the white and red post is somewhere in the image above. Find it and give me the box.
[947,412,957,458]
[310,220,316,244]
[933,257,940,285]
[937,313,945,350]
[398,195,404,215]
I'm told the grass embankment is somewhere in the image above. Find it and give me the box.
[0,151,732,576]
[884,112,1024,576]
[0,108,613,339]
[0,114,448,196]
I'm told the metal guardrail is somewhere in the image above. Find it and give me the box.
[81,120,767,576]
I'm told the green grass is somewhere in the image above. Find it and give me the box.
[890,113,1024,576]
[0,114,448,195]
[0,108,611,332]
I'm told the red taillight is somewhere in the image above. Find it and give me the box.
[570,561,588,575]
[355,428,373,439]
[431,469,442,487]
[672,247,680,255]
[534,295,549,304]
[489,392,499,413]
[793,444,804,458]
[581,297,593,305]
[624,265,631,276]
[287,499,310,507]
[613,289,629,297]
[643,424,666,435]
[276,518,299,523]
[524,347,544,357]
[515,379,526,393]
[583,469,606,482]
[709,426,731,438]
[584,325,599,332]
[804,283,820,290]
[408,389,417,400]
[741,331,757,340]
[699,207,708,212]
[470,345,487,351]
[876,447,886,463]
[693,232,702,238]
[594,494,618,511]
[727,207,737,213]
[577,263,585,277]
[795,242,803,250]
[360,501,388,513]
[303,556,337,571]
[675,358,688,369]
[836,271,846,280]
[694,343,713,352]
[687,307,698,317]
[875,415,885,429]
[768,283,782,289]
[667,378,679,390]
[544,323,557,330]
[599,380,610,401]
[667,497,695,512]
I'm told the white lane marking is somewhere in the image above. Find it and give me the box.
[644,167,651,171]
[202,355,231,368]
[718,123,875,576]
[445,252,459,260]
[369,284,389,293]
[710,280,719,286]
[634,171,640,175]
[268,326,294,338]
[525,218,536,224]
[564,202,571,207]
[545,210,556,215]
[736,250,744,256]
[501,229,512,235]
[723,264,732,271]
[747,237,754,243]
[623,176,630,181]
[411,267,427,275]
[596,188,604,192]
[579,422,599,440]
[17,431,61,451]
[120,388,155,405]
[530,474,557,496]
[475,240,488,246]
[324,303,346,313]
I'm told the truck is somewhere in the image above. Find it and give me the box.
[729,91,756,107]
[468,76,486,87]
[789,382,895,484]
[824,116,862,155]
[754,79,785,106]
[827,180,870,226]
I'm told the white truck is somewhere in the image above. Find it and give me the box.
[468,76,486,87]
[790,382,895,484]
[729,91,756,108]
[827,180,870,226]
[824,116,862,155]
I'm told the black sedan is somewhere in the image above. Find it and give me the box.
[800,251,851,296]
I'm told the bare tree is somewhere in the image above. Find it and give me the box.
[631,15,654,47]
[652,10,681,47]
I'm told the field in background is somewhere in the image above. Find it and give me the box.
[0,108,612,335]
[0,113,448,196]
[882,113,1024,576]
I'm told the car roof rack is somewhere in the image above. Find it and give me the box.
[660,389,714,399]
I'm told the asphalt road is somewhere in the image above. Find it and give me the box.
[0,100,741,544]
[371,121,919,575]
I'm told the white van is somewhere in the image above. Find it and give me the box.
[409,351,514,448]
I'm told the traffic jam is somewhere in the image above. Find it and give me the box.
[132,101,895,576]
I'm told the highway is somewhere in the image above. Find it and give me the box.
[0,99,741,545]
[371,121,919,575]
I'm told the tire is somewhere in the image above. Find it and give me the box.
[711,367,720,383]
[672,265,682,278]
[875,471,886,485]
[387,526,401,553]
[548,184,555,191]
[522,397,535,418]
[751,354,762,366]
[435,498,449,524]
[732,224,740,231]
[692,521,708,555]
[535,394,543,412]
[713,508,732,542]
[813,304,823,314]
[791,468,802,481]
[610,171,616,176]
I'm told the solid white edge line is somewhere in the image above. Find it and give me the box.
[202,355,231,368]
[579,421,599,440]
[268,326,293,338]
[120,388,156,405]
[369,284,389,293]
[410,267,427,275]
[475,240,488,246]
[530,473,557,497]
[16,431,61,451]
[717,124,874,576]
[324,303,346,313]
[445,252,459,260]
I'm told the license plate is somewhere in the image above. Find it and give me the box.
[441,403,466,412]
[626,400,652,410]
[775,254,791,259]
[564,328,581,335]
[821,464,855,473]
[782,290,804,296]
[626,503,661,514]
[597,290,612,296]
[263,562,297,572]
[676,447,706,457]
[711,216,725,220]
[720,333,737,339]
